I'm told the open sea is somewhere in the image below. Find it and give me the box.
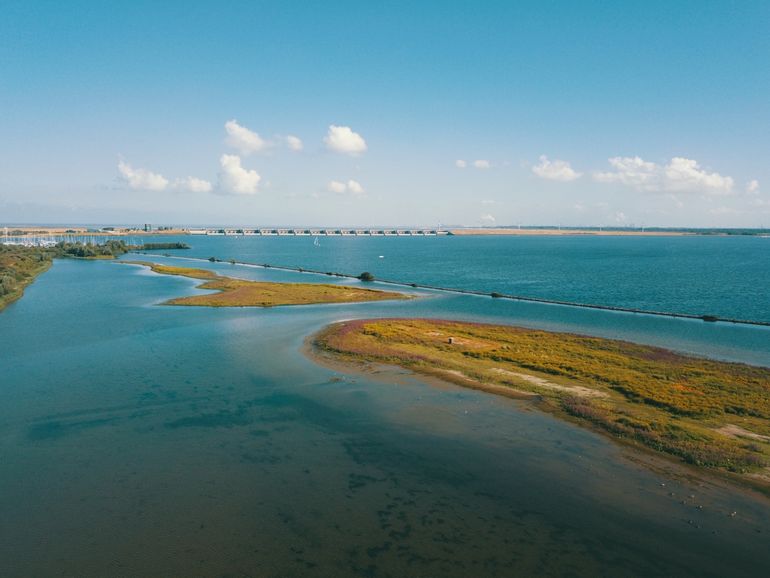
[1,235,769,576]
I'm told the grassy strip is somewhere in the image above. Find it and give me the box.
[125,261,411,307]
[313,318,770,482]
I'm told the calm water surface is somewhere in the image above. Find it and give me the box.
[1,249,769,577]
[155,234,770,322]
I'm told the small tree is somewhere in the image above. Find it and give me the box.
[359,271,375,282]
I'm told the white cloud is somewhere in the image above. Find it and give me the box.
[286,135,303,151]
[117,160,169,191]
[614,211,628,223]
[480,214,496,223]
[217,154,261,195]
[664,157,733,194]
[594,156,658,189]
[746,179,760,194]
[224,119,269,155]
[327,179,365,195]
[347,179,365,195]
[324,125,367,155]
[455,159,467,169]
[481,199,495,205]
[532,155,581,181]
[174,176,213,193]
[327,180,347,194]
[594,156,734,195]
[474,160,491,169]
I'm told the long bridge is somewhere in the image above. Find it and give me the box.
[188,228,449,236]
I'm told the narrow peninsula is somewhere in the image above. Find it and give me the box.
[312,318,770,489]
[126,261,410,307]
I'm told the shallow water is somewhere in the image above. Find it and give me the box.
[1,257,769,577]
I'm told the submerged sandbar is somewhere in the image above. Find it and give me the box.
[312,318,770,489]
[125,261,410,307]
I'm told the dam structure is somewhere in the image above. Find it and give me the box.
[187,228,450,236]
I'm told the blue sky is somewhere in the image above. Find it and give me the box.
[1,0,768,227]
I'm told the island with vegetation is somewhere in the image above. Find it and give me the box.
[138,242,190,250]
[312,318,770,489]
[125,261,410,307]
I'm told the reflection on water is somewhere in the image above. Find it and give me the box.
[1,259,769,577]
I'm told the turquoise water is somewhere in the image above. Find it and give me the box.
[154,234,770,322]
[1,247,769,576]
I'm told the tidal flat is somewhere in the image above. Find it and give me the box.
[312,318,770,490]
[124,261,410,307]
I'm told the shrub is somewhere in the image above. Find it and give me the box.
[359,272,375,282]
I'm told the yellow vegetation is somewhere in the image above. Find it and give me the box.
[314,318,770,482]
[126,261,410,307]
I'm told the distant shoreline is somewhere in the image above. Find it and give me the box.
[3,225,768,238]
[449,228,694,236]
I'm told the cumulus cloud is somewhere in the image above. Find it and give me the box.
[480,214,496,223]
[117,160,169,191]
[474,160,491,169]
[455,159,467,169]
[327,180,347,194]
[532,155,582,181]
[664,157,733,194]
[224,119,269,155]
[217,154,261,195]
[324,125,367,155]
[746,179,760,194]
[347,179,365,194]
[327,179,365,195]
[594,156,734,195]
[286,135,303,151]
[174,176,213,193]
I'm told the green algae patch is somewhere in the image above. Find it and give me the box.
[125,261,410,307]
[312,318,770,484]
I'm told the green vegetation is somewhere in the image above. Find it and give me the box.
[1,241,132,312]
[125,262,410,307]
[0,245,54,311]
[359,271,375,282]
[139,242,190,250]
[313,318,770,485]
[56,240,128,259]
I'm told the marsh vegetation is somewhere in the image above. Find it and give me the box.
[313,318,770,485]
[126,262,410,307]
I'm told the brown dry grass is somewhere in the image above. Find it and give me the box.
[126,261,409,307]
